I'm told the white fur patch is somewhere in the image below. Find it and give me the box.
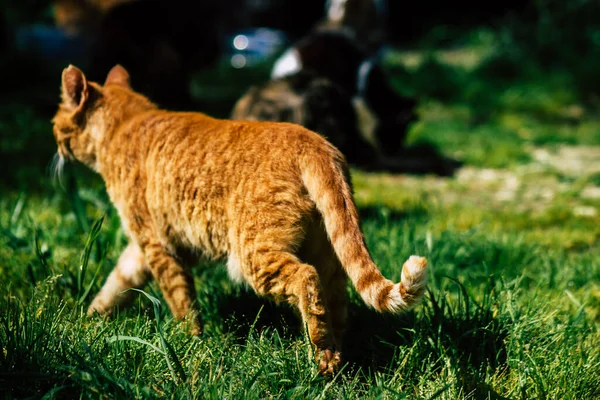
[326,0,348,23]
[118,245,144,281]
[386,283,408,311]
[271,48,302,79]
[401,255,427,285]
[352,96,377,147]
[356,58,374,97]
[385,256,428,312]
[51,152,66,188]
[90,124,103,140]
[227,255,245,284]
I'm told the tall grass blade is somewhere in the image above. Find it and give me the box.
[65,168,90,232]
[34,229,53,277]
[78,242,108,305]
[9,192,25,229]
[106,335,166,355]
[445,276,472,318]
[129,288,188,385]
[77,215,105,298]
[26,263,37,287]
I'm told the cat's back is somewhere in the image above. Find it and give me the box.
[114,110,340,207]
[124,109,337,164]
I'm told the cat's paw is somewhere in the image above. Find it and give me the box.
[317,348,341,377]
[87,298,110,317]
[183,312,203,336]
[189,322,203,336]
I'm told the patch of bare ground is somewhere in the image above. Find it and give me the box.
[393,47,490,71]
[354,145,600,219]
[532,146,600,177]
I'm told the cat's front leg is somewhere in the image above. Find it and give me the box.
[88,242,152,316]
[142,242,203,335]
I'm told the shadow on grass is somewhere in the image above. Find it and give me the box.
[341,285,509,400]
[216,289,301,342]
[213,272,509,399]
[416,286,510,400]
[358,204,428,222]
[0,294,85,399]
[362,141,464,177]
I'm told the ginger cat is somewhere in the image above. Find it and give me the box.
[51,64,428,376]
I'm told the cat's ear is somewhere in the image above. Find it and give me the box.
[61,65,89,111]
[104,64,131,88]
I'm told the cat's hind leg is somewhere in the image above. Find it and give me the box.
[88,242,152,317]
[300,227,348,372]
[235,190,339,374]
[321,263,348,355]
[244,248,339,376]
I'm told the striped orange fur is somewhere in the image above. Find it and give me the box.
[51,64,428,376]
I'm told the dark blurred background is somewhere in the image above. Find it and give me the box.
[1,0,600,187]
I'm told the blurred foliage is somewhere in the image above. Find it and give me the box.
[385,0,600,112]
[1,0,53,26]
[497,0,600,102]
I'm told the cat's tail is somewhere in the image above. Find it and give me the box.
[299,143,427,313]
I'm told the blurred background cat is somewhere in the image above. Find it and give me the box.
[14,0,522,174]
[234,1,459,175]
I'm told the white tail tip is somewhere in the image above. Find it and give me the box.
[386,255,428,312]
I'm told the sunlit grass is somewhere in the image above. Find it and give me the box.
[2,28,600,398]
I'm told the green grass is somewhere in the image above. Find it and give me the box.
[2,187,600,398]
[2,32,600,398]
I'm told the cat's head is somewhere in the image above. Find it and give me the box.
[51,64,152,172]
